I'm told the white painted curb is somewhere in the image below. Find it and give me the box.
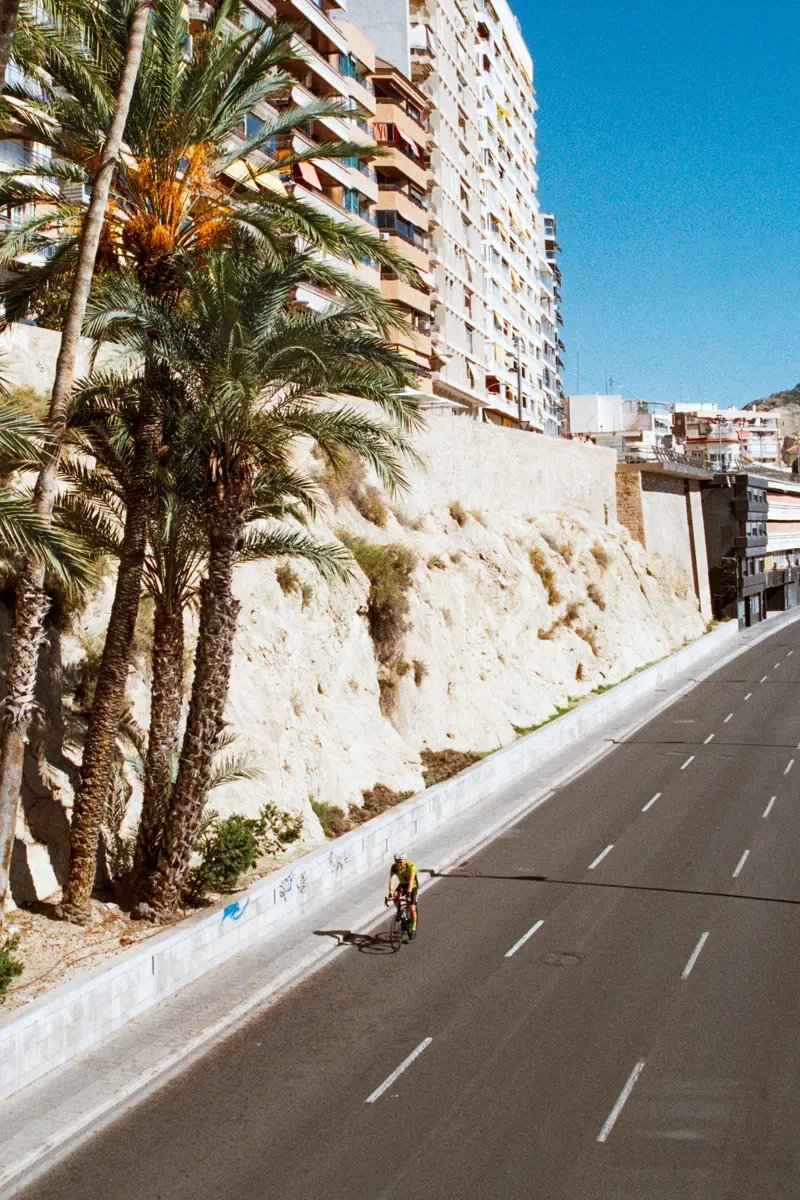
[0,615,781,1103]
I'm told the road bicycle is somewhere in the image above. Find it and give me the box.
[386,894,414,951]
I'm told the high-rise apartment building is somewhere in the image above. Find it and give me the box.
[348,0,564,433]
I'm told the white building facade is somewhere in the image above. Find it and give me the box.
[348,0,564,433]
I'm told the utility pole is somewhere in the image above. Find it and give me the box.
[513,333,523,430]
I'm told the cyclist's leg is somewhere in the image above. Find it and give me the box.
[393,886,404,912]
[409,886,418,935]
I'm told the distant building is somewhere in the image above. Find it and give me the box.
[566,394,672,457]
[672,404,782,470]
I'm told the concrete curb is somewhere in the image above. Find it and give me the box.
[0,614,789,1107]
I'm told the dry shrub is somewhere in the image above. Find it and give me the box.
[529,546,562,605]
[395,658,411,678]
[312,801,352,839]
[449,500,468,527]
[395,510,423,531]
[470,509,487,527]
[421,748,483,788]
[542,531,573,563]
[353,485,388,528]
[450,550,464,565]
[576,661,586,681]
[378,671,398,715]
[587,582,606,610]
[538,625,555,640]
[320,453,388,527]
[343,536,416,664]
[428,554,447,570]
[413,658,428,687]
[352,783,416,825]
[565,600,582,625]
[591,542,612,570]
[577,626,599,656]
[301,583,314,608]
[276,563,300,595]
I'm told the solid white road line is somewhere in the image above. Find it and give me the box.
[744,692,752,700]
[785,759,795,776]
[680,755,695,770]
[763,797,776,819]
[704,734,715,744]
[365,1038,433,1103]
[597,1061,646,1144]
[682,931,709,980]
[589,844,614,870]
[723,713,734,723]
[733,849,750,879]
[642,792,661,812]
[505,919,545,959]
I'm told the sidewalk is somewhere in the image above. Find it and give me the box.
[2,610,797,1195]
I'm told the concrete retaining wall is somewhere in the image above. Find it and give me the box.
[0,619,742,1102]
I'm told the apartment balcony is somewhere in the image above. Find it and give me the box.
[375,144,428,191]
[381,277,431,316]
[385,233,428,272]
[375,102,430,152]
[273,0,350,54]
[290,35,349,99]
[376,186,430,231]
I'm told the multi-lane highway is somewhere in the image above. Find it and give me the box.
[20,622,800,1199]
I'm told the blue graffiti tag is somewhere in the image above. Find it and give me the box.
[221,897,250,925]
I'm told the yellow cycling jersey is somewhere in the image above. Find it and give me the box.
[390,860,418,890]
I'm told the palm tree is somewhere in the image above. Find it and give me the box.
[0,0,152,925]
[0,392,88,918]
[118,244,422,919]
[58,375,337,895]
[0,0,424,922]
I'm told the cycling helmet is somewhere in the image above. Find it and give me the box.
[393,852,405,863]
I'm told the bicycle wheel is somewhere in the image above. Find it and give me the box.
[389,909,403,952]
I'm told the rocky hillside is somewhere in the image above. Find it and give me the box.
[745,384,800,456]
[10,417,708,907]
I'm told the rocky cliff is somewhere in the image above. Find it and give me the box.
[10,415,707,905]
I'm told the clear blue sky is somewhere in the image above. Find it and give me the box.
[517,0,800,407]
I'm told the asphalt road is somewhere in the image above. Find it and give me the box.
[20,622,800,1200]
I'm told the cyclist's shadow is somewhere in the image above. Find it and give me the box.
[313,928,397,955]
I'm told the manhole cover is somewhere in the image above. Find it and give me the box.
[541,952,584,968]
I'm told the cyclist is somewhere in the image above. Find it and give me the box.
[387,852,419,939]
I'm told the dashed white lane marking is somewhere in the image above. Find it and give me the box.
[642,793,661,812]
[761,676,769,683]
[723,713,734,723]
[744,692,752,700]
[365,1038,434,1103]
[763,796,776,819]
[785,759,795,776]
[775,663,781,669]
[682,931,710,980]
[704,734,715,744]
[505,919,545,959]
[589,844,614,870]
[597,1061,646,1144]
[733,849,750,879]
[789,651,795,656]
[680,755,695,770]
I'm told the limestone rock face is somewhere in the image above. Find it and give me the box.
[8,418,706,904]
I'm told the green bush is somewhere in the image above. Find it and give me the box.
[342,537,416,664]
[194,803,303,894]
[311,799,352,839]
[0,934,23,1003]
[276,563,300,595]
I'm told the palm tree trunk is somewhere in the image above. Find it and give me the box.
[133,508,242,920]
[130,598,184,890]
[0,0,21,89]
[57,391,162,921]
[0,0,151,924]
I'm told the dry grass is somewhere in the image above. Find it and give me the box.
[587,582,606,610]
[542,531,574,564]
[276,563,300,595]
[428,554,447,570]
[591,541,612,570]
[413,659,428,687]
[319,454,388,527]
[565,600,582,624]
[421,748,484,788]
[341,536,416,665]
[576,661,586,681]
[529,546,562,605]
[576,626,599,656]
[470,509,487,527]
[449,500,469,527]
